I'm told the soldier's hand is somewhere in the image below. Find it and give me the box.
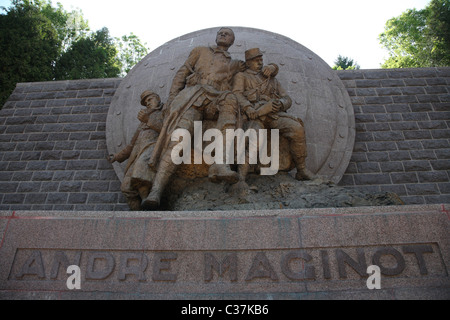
[137,109,149,123]
[257,101,273,117]
[246,107,258,120]
[262,65,276,78]
[272,100,282,112]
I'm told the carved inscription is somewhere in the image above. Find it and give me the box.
[8,244,447,288]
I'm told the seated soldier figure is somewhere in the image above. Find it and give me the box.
[233,48,313,182]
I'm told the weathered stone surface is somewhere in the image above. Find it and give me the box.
[106,27,355,185]
[162,173,403,211]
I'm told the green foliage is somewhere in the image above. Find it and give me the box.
[332,55,360,70]
[116,33,149,76]
[0,0,149,108]
[55,28,121,80]
[40,1,90,50]
[0,0,61,105]
[427,0,450,66]
[380,0,450,68]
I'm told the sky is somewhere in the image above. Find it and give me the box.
[0,0,431,69]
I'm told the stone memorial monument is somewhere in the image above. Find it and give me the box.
[106,27,366,211]
[0,27,448,300]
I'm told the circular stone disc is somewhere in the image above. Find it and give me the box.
[106,27,355,184]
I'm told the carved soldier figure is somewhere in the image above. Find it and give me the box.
[140,27,242,210]
[141,28,279,210]
[233,48,313,181]
[108,90,164,210]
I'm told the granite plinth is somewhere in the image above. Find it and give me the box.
[0,204,449,300]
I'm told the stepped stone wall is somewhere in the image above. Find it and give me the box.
[0,67,449,211]
[337,68,450,205]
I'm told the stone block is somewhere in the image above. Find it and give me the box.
[59,181,82,193]
[421,139,449,149]
[417,94,441,103]
[431,160,450,171]
[366,141,397,152]
[355,80,381,88]
[403,161,432,172]
[433,102,450,111]
[364,96,393,105]
[425,86,448,94]
[403,130,432,140]
[356,162,380,173]
[389,122,418,131]
[361,105,386,113]
[417,171,448,184]
[373,131,404,142]
[393,96,418,103]
[0,205,448,300]
[410,150,437,160]
[354,173,391,185]
[380,162,404,173]
[406,184,440,195]
[404,78,427,86]
[387,70,413,79]
[391,172,418,184]
[355,88,376,96]
[374,113,402,122]
[431,129,450,139]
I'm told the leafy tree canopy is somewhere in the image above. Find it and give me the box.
[0,0,60,104]
[116,33,149,76]
[0,0,149,107]
[379,0,450,68]
[54,27,121,80]
[332,55,360,70]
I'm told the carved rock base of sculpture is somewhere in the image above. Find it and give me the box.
[158,172,403,212]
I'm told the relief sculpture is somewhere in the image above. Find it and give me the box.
[108,91,163,210]
[110,27,311,210]
[105,27,398,212]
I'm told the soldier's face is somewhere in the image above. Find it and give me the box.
[216,29,234,47]
[247,56,263,72]
[145,96,159,108]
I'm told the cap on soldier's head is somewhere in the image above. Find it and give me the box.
[140,90,159,106]
[245,48,263,61]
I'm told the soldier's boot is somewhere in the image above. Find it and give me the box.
[291,141,314,181]
[209,99,240,184]
[138,185,150,201]
[208,163,240,184]
[141,152,177,210]
[127,197,142,211]
[228,161,251,197]
[295,161,314,181]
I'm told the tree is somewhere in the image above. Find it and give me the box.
[0,0,90,106]
[0,0,60,104]
[332,55,360,70]
[426,0,450,66]
[0,0,149,108]
[54,27,121,80]
[379,0,450,68]
[40,1,89,51]
[116,33,149,77]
